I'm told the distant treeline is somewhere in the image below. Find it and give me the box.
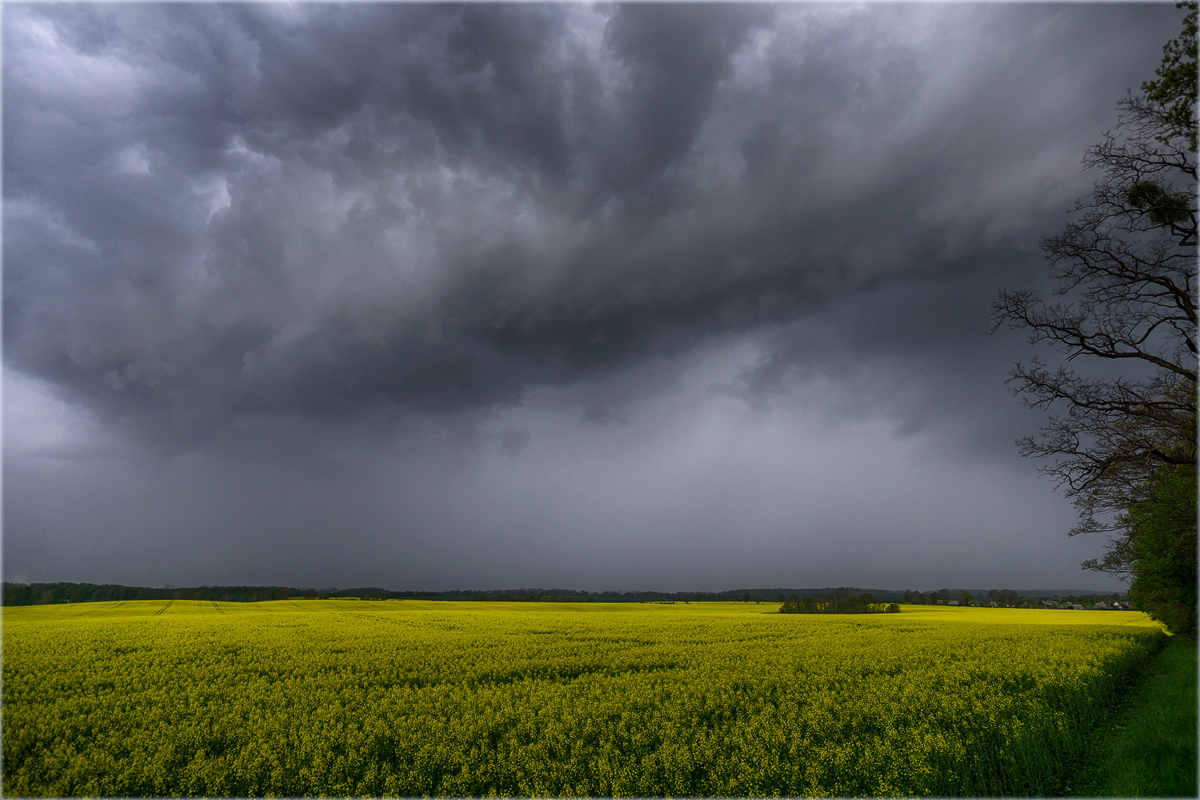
[0,583,781,606]
[901,588,1128,609]
[2,582,305,606]
[1,583,876,606]
[779,592,900,615]
[326,588,786,603]
[1,582,1128,608]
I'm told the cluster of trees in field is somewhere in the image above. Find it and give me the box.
[779,591,900,615]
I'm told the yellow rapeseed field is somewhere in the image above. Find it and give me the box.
[1,599,1164,797]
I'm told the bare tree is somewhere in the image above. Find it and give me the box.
[993,3,1196,629]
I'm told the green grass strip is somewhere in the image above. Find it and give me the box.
[1067,634,1197,797]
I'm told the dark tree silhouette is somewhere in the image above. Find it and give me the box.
[994,2,1197,635]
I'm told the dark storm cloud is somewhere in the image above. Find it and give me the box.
[4,3,1180,447]
[2,2,1186,594]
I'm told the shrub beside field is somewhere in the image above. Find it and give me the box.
[2,600,1165,797]
[778,591,899,614]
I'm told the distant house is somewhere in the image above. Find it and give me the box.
[948,600,959,606]
[989,601,999,608]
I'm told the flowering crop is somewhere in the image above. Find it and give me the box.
[2,599,1164,796]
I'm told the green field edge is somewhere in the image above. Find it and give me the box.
[1063,635,1198,798]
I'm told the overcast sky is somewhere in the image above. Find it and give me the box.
[3,2,1184,593]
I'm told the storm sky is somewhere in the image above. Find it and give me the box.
[2,2,1183,592]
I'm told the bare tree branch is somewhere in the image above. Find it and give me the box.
[992,31,1198,573]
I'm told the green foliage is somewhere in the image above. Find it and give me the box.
[1125,465,1198,637]
[1,600,1166,797]
[1142,1,1198,151]
[1126,179,1193,227]
[778,592,893,614]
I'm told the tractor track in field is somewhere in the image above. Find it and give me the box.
[69,599,128,616]
[153,599,173,616]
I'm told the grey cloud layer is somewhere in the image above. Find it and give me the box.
[4,3,1180,444]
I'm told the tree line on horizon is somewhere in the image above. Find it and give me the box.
[0,582,841,606]
[1,582,306,606]
[902,588,1127,610]
[1,581,1128,608]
